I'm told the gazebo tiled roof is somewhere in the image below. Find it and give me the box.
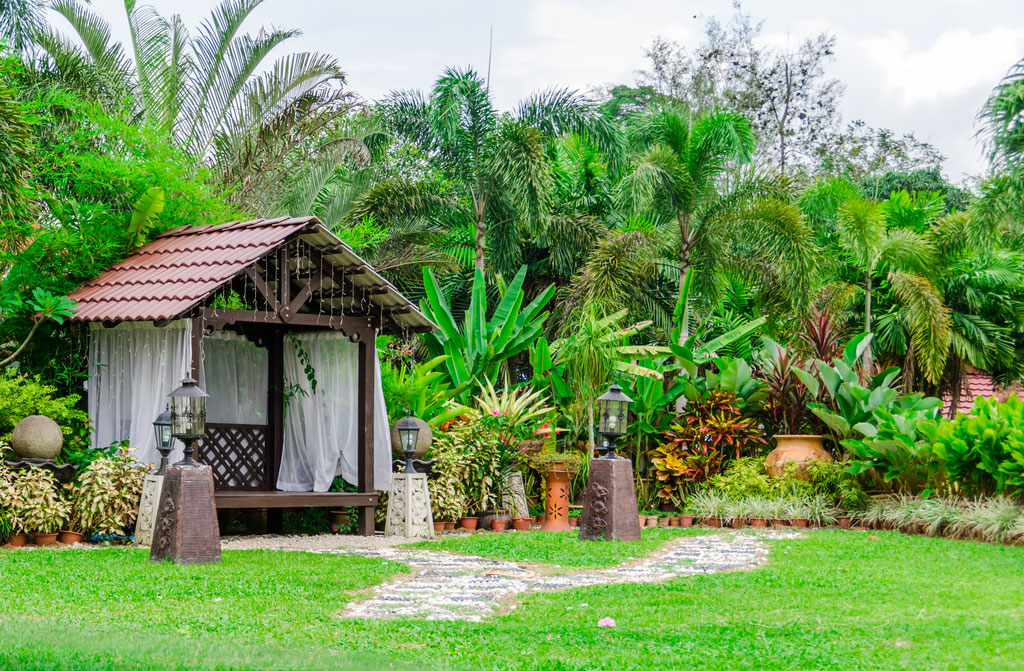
[67,216,435,332]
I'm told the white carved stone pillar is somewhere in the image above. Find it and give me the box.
[385,472,434,538]
[134,473,164,547]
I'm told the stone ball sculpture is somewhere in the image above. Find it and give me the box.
[390,416,433,459]
[10,414,64,460]
[764,435,833,479]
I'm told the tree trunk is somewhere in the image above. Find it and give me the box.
[474,218,486,273]
[863,270,873,373]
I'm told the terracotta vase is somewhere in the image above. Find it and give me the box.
[7,533,27,547]
[492,519,507,532]
[680,515,693,527]
[707,516,721,528]
[637,514,647,527]
[460,517,478,530]
[58,530,85,544]
[33,532,58,546]
[765,435,833,478]
[432,521,445,534]
[443,522,455,532]
[541,466,573,532]
[511,517,531,531]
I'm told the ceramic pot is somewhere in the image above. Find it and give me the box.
[680,515,693,527]
[770,519,789,529]
[637,514,647,527]
[33,532,58,546]
[836,516,852,529]
[7,533,27,547]
[58,530,85,544]
[645,516,657,528]
[444,522,455,532]
[432,521,445,534]
[707,516,721,528]
[749,518,767,528]
[669,517,681,527]
[492,519,507,532]
[657,517,669,527]
[329,510,351,527]
[511,517,531,531]
[789,518,809,528]
[765,435,833,478]
[568,517,579,527]
[460,517,478,530]
[541,466,573,532]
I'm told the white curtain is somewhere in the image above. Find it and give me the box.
[199,331,268,424]
[87,321,191,465]
[278,332,391,492]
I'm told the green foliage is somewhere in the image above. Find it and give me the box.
[920,395,1024,496]
[66,450,148,534]
[0,371,89,451]
[842,405,946,495]
[1,465,68,534]
[282,508,330,535]
[420,265,554,401]
[377,340,469,426]
[127,186,165,250]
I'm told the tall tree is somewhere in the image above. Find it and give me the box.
[618,106,814,346]
[363,67,619,275]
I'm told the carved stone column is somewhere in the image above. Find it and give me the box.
[150,463,221,565]
[578,457,641,541]
[385,472,434,538]
[504,471,530,519]
[133,473,164,548]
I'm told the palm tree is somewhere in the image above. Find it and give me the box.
[358,67,620,276]
[36,0,345,189]
[0,0,47,52]
[617,106,815,346]
[979,58,1024,175]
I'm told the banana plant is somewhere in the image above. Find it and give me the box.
[385,354,471,427]
[420,265,555,402]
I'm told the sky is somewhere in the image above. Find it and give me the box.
[60,0,1024,180]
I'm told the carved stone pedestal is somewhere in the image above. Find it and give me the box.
[385,473,434,538]
[150,463,221,565]
[579,457,641,541]
[504,471,530,518]
[134,473,164,548]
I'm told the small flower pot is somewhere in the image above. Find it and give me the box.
[645,516,658,528]
[492,519,507,532]
[680,515,693,527]
[836,516,852,529]
[33,532,58,546]
[770,518,789,529]
[749,518,767,528]
[657,517,669,527]
[512,517,531,531]
[535,515,546,526]
[444,522,455,532]
[668,516,681,527]
[432,522,445,534]
[706,516,721,528]
[7,533,27,547]
[460,517,478,530]
[789,518,809,528]
[58,530,85,544]
[731,519,746,529]
[638,514,646,527]
[329,510,351,527]
[568,517,579,527]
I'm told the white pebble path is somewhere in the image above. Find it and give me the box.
[330,530,804,622]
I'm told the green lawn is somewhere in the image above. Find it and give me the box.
[1,531,1023,670]
[411,527,708,568]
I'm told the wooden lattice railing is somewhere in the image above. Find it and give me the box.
[195,423,269,490]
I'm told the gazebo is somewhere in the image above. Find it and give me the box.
[67,216,436,535]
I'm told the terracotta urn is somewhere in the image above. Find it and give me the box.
[11,414,63,460]
[541,465,573,532]
[765,435,833,478]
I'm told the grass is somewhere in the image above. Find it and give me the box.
[1,532,1024,670]
[410,527,708,568]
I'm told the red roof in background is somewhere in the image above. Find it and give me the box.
[68,217,314,322]
[942,372,999,417]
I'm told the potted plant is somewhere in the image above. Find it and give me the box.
[511,516,531,531]
[805,495,838,527]
[9,467,69,546]
[746,497,772,528]
[568,508,581,528]
[768,498,789,528]
[530,449,584,532]
[785,497,811,528]
[491,517,508,532]
[67,451,148,539]
[686,490,726,528]
[460,515,479,530]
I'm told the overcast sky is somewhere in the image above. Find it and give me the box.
[65,0,1024,180]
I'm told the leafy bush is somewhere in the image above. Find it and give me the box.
[0,372,90,453]
[67,450,148,534]
[842,405,945,495]
[2,466,68,534]
[920,395,1024,496]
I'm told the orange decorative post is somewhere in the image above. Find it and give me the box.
[541,464,573,532]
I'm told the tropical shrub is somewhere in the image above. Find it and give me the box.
[842,404,946,495]
[378,346,469,426]
[0,372,90,452]
[420,266,554,402]
[4,466,68,534]
[921,395,1024,496]
[67,451,148,535]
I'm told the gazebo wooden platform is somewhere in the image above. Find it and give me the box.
[67,216,436,535]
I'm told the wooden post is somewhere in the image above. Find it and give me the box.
[267,329,285,534]
[356,330,376,536]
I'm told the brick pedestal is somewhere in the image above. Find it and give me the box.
[578,457,641,541]
[150,463,221,564]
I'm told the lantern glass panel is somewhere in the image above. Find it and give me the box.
[171,395,206,439]
[399,426,417,452]
[154,420,171,449]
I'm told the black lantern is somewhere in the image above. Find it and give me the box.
[395,415,420,473]
[595,383,634,458]
[152,405,173,475]
[168,377,209,465]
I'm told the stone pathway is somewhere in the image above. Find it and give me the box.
[327,530,803,622]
